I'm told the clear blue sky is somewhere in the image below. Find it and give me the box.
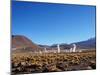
[12,1,96,45]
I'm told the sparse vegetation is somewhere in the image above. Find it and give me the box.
[11,51,96,74]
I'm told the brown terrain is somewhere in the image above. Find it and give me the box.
[11,35,96,74]
[12,51,96,74]
[12,35,42,52]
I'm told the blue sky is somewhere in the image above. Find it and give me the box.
[12,1,96,45]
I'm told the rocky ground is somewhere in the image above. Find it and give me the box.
[11,51,96,75]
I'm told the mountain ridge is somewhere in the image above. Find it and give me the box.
[12,35,96,52]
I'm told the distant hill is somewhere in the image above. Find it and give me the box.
[72,37,96,49]
[12,35,42,52]
[47,37,96,50]
[12,35,96,52]
[50,44,71,50]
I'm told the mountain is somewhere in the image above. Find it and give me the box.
[50,43,71,50]
[38,45,50,48]
[72,37,96,49]
[12,35,42,52]
[12,35,96,52]
[49,37,96,50]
